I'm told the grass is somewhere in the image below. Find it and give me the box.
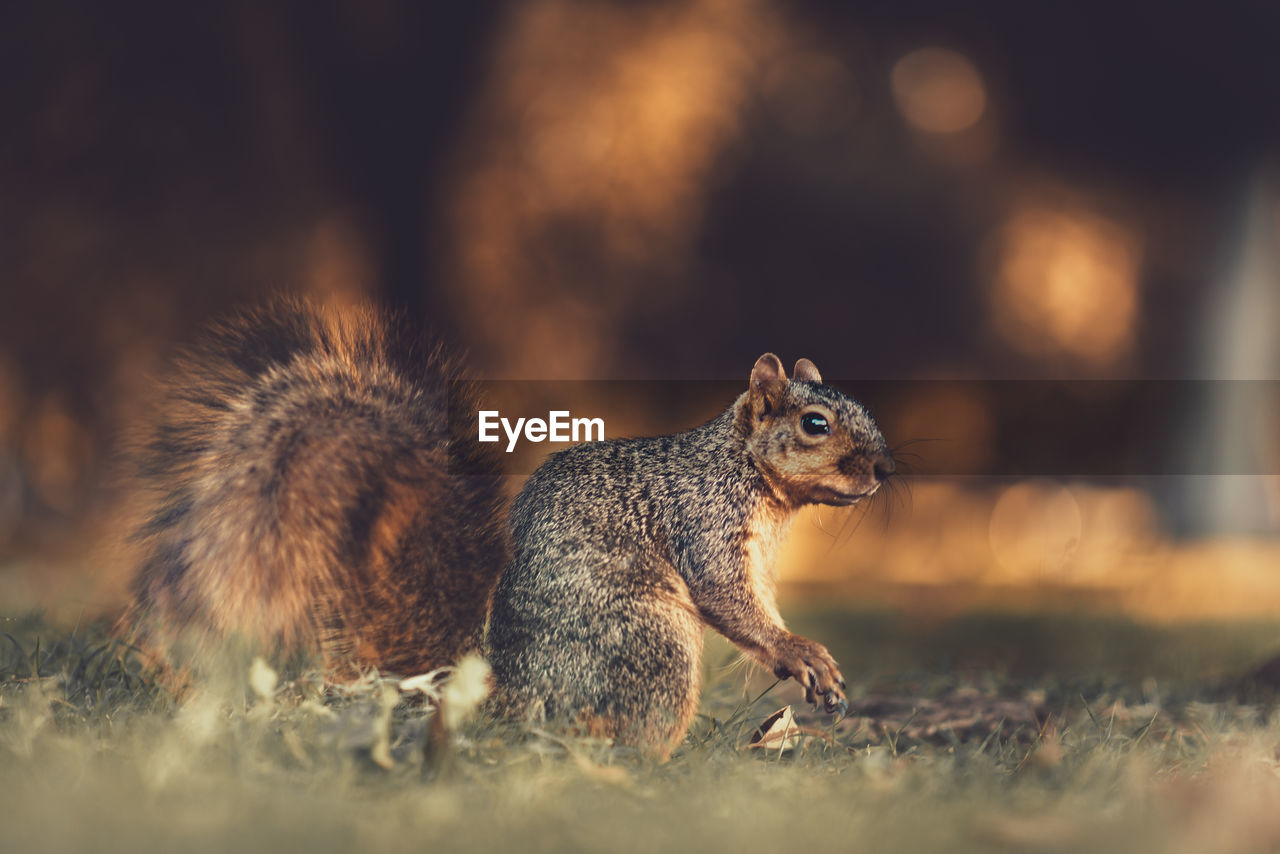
[4,609,1280,854]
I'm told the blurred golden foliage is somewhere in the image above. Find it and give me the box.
[448,0,783,377]
[0,0,1274,627]
[779,479,1280,621]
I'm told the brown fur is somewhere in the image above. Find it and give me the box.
[117,299,507,681]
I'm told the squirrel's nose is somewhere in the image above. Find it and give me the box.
[872,454,895,482]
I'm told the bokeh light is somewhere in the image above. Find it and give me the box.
[987,480,1082,581]
[890,47,987,135]
[988,193,1143,367]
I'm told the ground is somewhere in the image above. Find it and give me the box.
[3,608,1280,854]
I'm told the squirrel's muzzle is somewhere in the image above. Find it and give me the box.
[872,453,895,483]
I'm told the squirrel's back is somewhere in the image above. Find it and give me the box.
[120,299,507,678]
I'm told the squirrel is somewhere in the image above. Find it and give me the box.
[487,351,892,755]
[118,299,893,756]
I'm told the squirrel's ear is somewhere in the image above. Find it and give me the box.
[793,358,822,383]
[749,353,787,418]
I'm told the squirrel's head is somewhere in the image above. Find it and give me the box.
[740,353,893,507]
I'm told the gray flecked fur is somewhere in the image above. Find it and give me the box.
[487,355,890,756]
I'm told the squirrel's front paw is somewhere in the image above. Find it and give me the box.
[770,633,847,717]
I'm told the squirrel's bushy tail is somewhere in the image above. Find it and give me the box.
[118,299,506,680]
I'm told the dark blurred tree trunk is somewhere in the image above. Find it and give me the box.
[282,0,504,324]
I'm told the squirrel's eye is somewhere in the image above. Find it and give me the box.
[800,412,829,436]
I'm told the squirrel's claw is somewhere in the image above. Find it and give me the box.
[772,633,846,714]
[822,692,848,719]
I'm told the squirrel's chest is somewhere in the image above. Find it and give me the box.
[740,502,793,588]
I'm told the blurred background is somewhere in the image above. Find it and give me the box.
[1,0,1277,624]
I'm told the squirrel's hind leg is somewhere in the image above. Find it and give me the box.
[489,549,704,758]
